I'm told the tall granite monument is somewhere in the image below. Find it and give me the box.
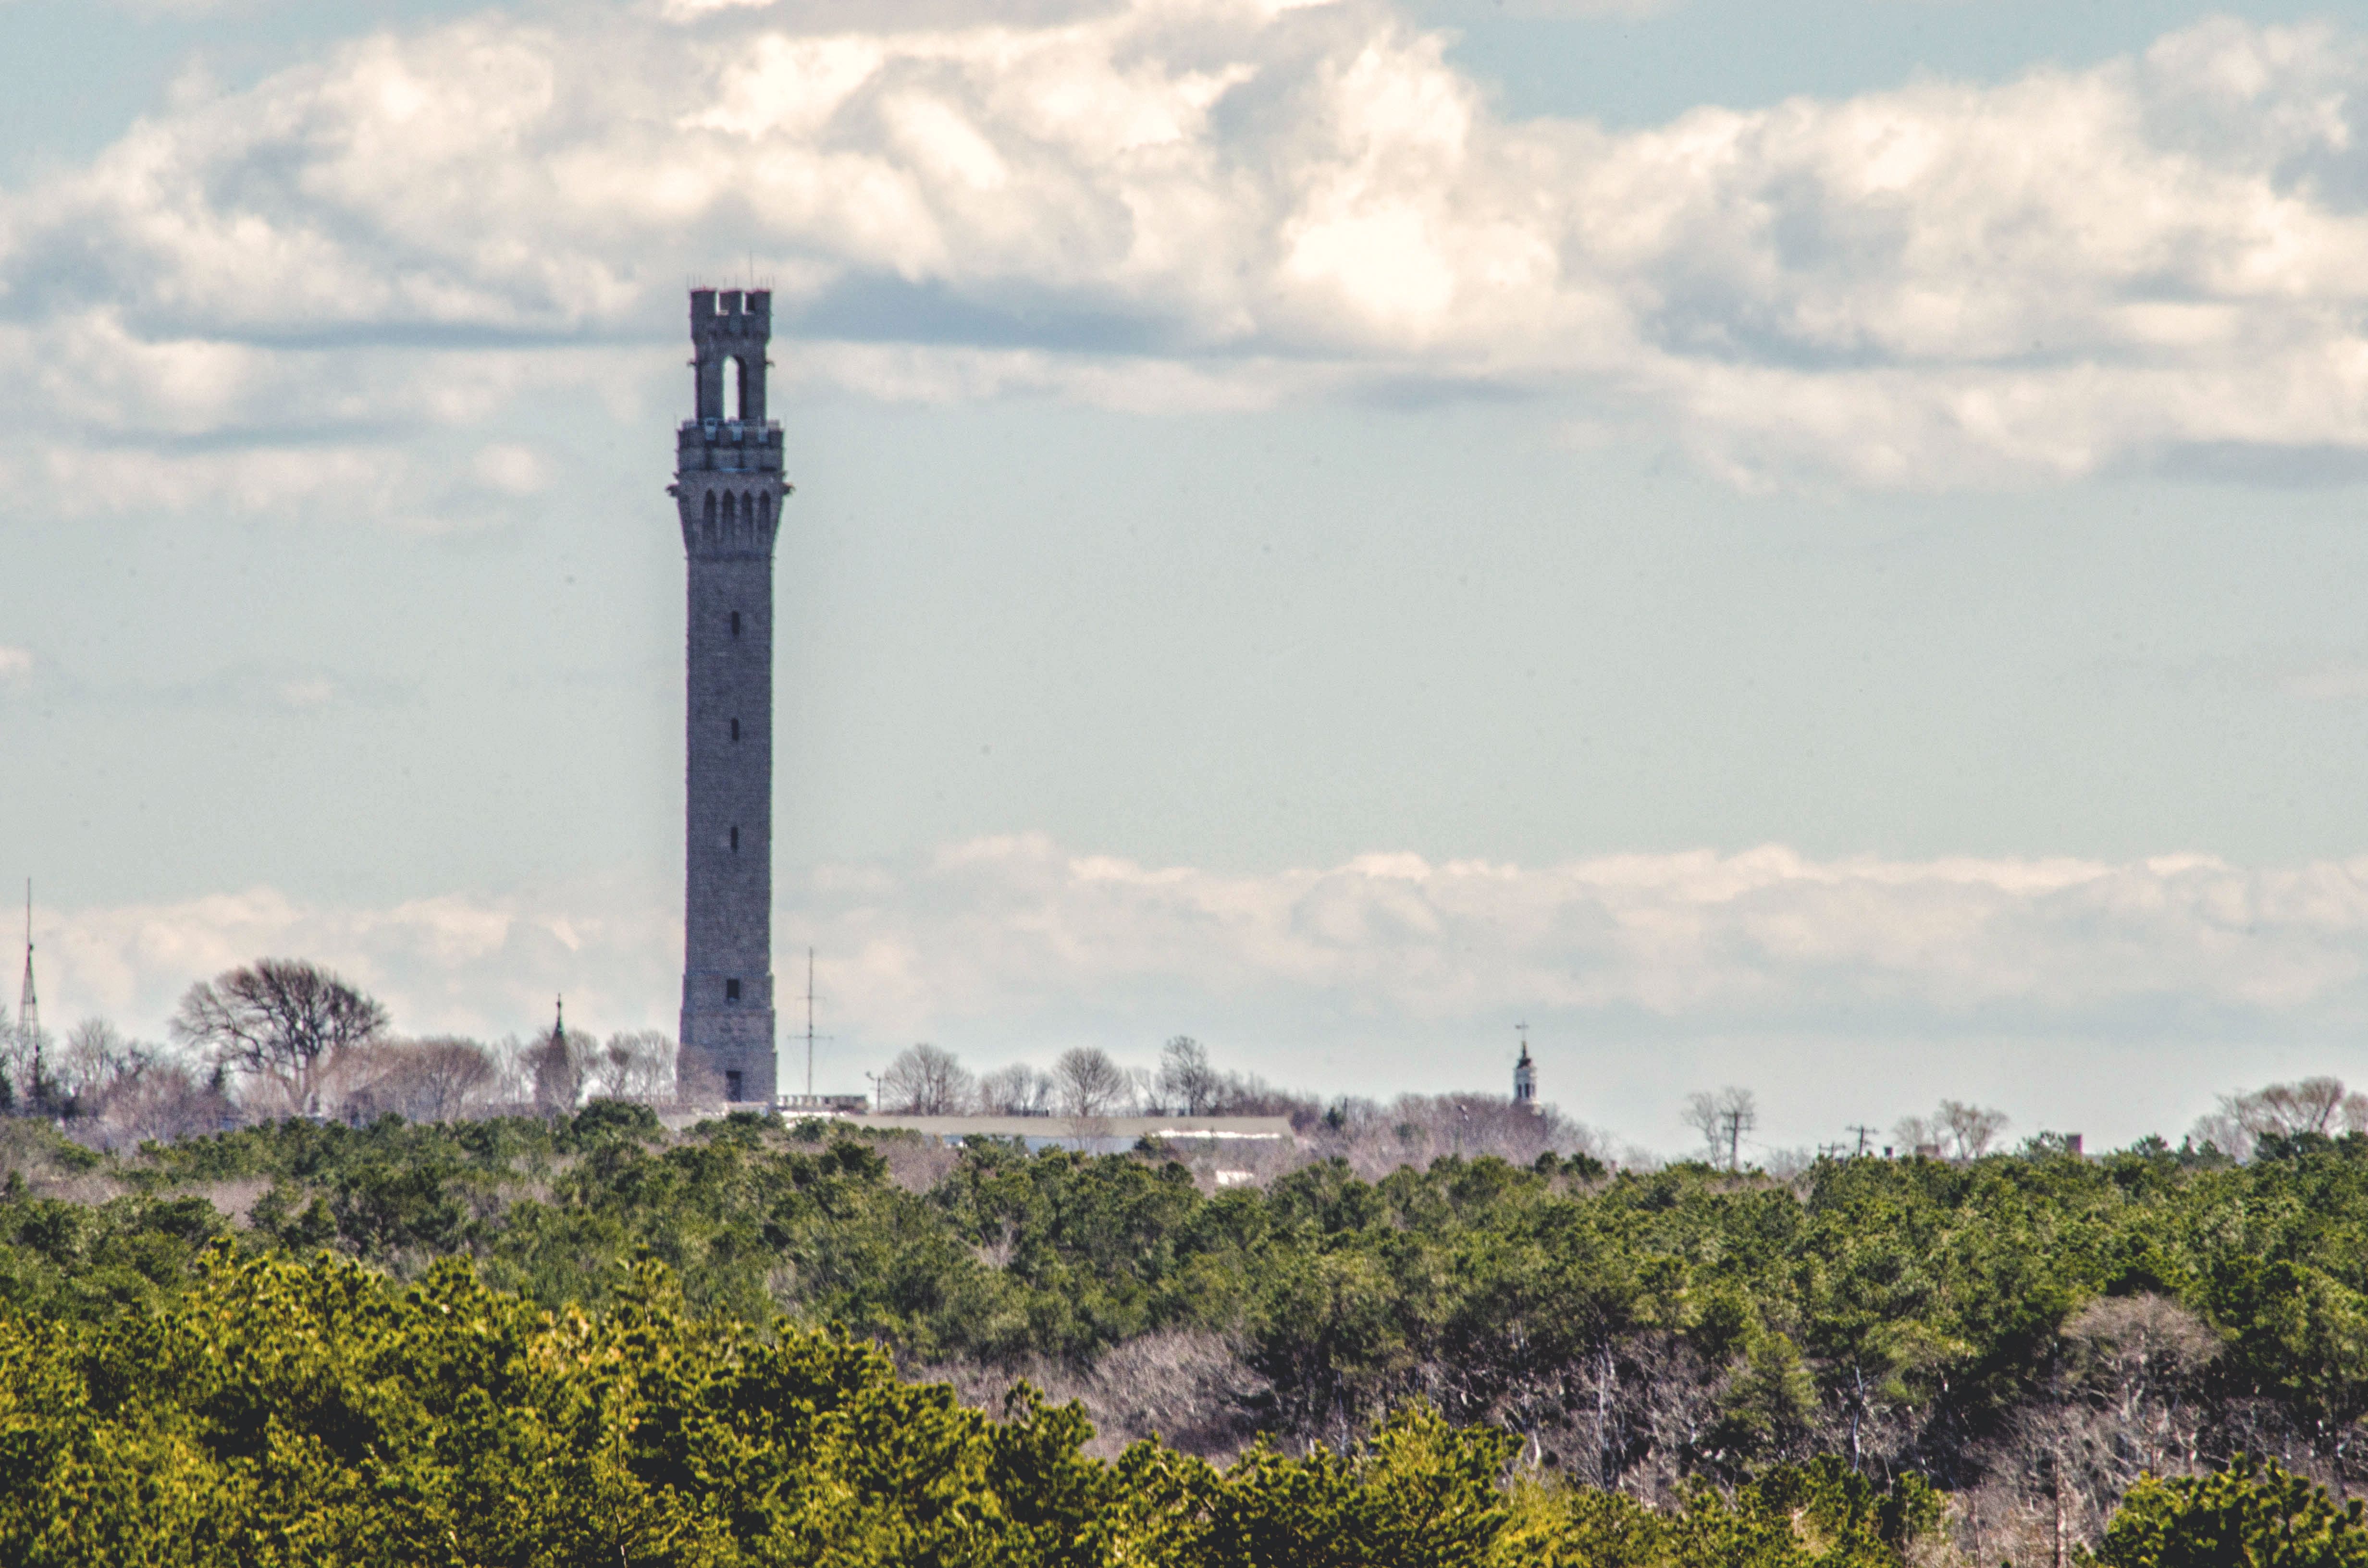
[671,288,787,1105]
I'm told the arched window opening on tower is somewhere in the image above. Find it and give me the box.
[726,978,741,1002]
[729,718,740,741]
[730,611,741,637]
[703,492,716,526]
[758,494,770,527]
[722,491,737,527]
[722,356,742,420]
[729,825,739,851]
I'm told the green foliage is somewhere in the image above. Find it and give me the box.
[0,1248,1125,1566]
[23,1113,2368,1502]
[0,1249,1640,1568]
[12,1116,2368,1562]
[1495,1456,1938,1567]
[2090,1457,2368,1568]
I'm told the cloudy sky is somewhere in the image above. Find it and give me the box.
[8,0,2368,1157]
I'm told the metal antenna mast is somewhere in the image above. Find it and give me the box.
[16,882,34,1037]
[16,881,37,1105]
[801,948,832,1100]
[1846,1124,1878,1158]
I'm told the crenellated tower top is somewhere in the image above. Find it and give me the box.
[672,289,790,561]
[689,287,772,424]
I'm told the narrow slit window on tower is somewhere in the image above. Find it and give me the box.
[730,611,741,637]
[729,825,739,850]
[730,718,740,741]
[726,978,741,1001]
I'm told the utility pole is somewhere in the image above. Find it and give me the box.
[1846,1124,1878,1159]
[1718,1104,1756,1172]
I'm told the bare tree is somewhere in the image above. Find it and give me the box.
[0,1015,60,1114]
[55,1018,160,1115]
[408,1037,500,1119]
[2198,1078,2368,1162]
[1974,1295,2222,1567]
[170,959,388,1114]
[1054,1046,1132,1120]
[0,1017,19,1109]
[2187,1107,2253,1162]
[1893,1113,1941,1157]
[880,1043,973,1115]
[1684,1087,1756,1170]
[977,1063,1053,1116]
[98,1057,236,1143]
[2061,1295,2219,1478]
[332,1037,500,1123]
[593,1030,674,1102]
[1302,1092,1607,1179]
[1939,1100,2011,1161]
[1159,1036,1222,1116]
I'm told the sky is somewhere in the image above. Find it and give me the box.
[7,0,2368,1159]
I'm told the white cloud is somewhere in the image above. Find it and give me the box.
[470,443,546,495]
[2282,661,2368,701]
[275,676,335,708]
[37,839,2368,1128]
[4,3,2368,492]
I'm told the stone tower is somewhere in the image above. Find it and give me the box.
[672,288,788,1106]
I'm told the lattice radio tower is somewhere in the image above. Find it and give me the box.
[16,881,37,1088]
[16,882,34,1035]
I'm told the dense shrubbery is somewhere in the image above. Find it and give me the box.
[0,1244,1952,1567]
[13,1111,2368,1558]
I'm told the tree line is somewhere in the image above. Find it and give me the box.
[12,1091,2368,1560]
[0,958,673,1139]
[875,1037,1309,1121]
[2,1237,2359,1566]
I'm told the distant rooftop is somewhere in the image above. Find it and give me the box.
[845,1114,1295,1143]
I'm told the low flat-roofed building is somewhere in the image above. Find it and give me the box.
[843,1114,1296,1152]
